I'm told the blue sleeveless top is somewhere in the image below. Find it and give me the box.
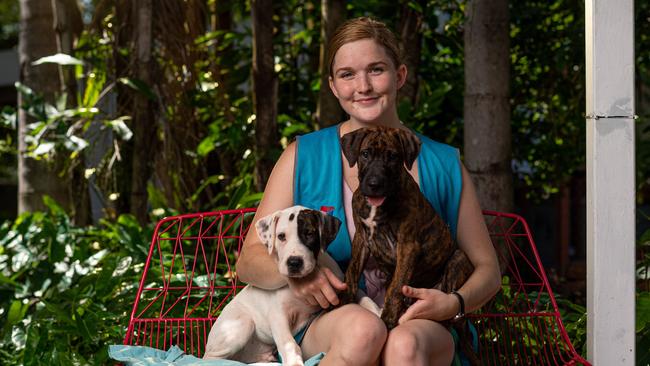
[294,124,462,271]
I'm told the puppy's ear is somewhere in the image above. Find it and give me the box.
[395,129,421,170]
[341,128,369,168]
[318,212,341,249]
[255,213,279,255]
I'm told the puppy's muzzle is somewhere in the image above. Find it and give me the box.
[286,256,304,276]
[360,165,390,197]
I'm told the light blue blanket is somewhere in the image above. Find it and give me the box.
[108,345,324,366]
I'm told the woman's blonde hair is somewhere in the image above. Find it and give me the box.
[327,17,403,77]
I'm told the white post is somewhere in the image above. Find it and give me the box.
[585,0,635,364]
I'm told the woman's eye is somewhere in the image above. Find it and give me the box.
[277,233,286,241]
[340,71,353,79]
[370,66,384,74]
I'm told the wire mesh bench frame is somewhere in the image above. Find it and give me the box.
[123,208,591,365]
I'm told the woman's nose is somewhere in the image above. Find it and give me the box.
[356,73,372,93]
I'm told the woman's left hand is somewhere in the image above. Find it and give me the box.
[398,285,459,325]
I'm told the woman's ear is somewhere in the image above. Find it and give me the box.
[396,64,408,90]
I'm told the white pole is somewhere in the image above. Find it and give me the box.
[585,0,635,364]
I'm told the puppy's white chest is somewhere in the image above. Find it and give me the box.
[361,205,378,237]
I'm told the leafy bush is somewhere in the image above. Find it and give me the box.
[637,291,650,365]
[637,224,650,366]
[475,275,588,362]
[556,295,587,358]
[0,197,153,365]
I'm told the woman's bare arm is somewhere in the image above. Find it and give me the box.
[235,142,297,289]
[454,162,502,312]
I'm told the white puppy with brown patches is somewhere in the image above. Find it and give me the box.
[203,205,380,366]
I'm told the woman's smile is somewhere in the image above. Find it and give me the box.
[355,97,380,105]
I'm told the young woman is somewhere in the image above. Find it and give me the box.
[236,17,501,366]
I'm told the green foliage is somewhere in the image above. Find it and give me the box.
[510,0,586,200]
[638,291,650,365]
[636,0,650,204]
[556,295,587,358]
[0,19,138,209]
[0,0,18,48]
[478,276,587,361]
[637,216,650,365]
[14,80,133,161]
[0,197,152,365]
[0,105,16,182]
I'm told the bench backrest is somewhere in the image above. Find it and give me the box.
[123,208,589,365]
[473,211,589,365]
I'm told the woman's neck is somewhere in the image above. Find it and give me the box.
[343,115,403,133]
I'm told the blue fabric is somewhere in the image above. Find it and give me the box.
[450,322,480,366]
[294,125,351,269]
[108,345,325,366]
[414,131,462,237]
[277,310,324,362]
[294,124,462,271]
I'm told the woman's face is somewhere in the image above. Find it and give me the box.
[329,38,406,126]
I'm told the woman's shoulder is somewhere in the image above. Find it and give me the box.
[295,125,340,158]
[415,132,460,161]
[297,124,339,142]
[272,140,297,175]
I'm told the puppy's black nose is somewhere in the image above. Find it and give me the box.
[286,256,304,273]
[366,176,381,190]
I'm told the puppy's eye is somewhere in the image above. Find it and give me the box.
[277,233,286,241]
[388,151,399,160]
[304,231,317,241]
[360,150,370,159]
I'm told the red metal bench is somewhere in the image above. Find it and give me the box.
[123,208,590,365]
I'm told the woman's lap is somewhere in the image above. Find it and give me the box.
[300,304,386,363]
[299,304,453,366]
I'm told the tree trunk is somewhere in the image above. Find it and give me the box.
[18,0,70,213]
[112,0,135,217]
[209,0,238,187]
[151,0,206,212]
[463,0,513,212]
[316,0,345,128]
[51,0,90,225]
[130,0,156,223]
[251,0,279,191]
[51,0,82,102]
[398,0,424,109]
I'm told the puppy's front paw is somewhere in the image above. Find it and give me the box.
[283,354,304,366]
[279,343,304,366]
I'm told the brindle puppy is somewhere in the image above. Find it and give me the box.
[340,126,478,364]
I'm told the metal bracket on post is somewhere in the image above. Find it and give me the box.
[584,114,638,120]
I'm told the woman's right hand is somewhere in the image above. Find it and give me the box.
[287,266,348,308]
